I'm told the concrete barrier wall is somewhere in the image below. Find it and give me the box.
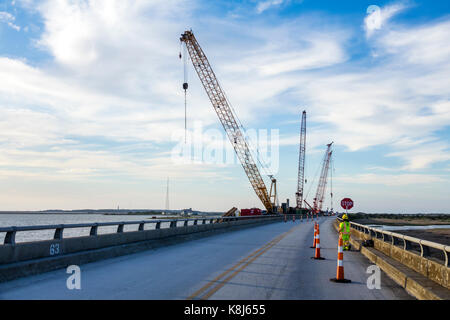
[339,221,450,290]
[0,217,281,265]
[0,216,283,282]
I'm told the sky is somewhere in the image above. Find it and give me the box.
[0,0,449,213]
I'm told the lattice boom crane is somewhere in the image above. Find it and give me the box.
[295,111,306,209]
[180,30,274,213]
[313,142,333,213]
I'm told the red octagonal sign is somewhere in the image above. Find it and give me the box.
[341,198,354,210]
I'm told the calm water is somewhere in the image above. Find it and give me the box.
[0,214,183,243]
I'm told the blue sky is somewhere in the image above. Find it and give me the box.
[0,0,449,213]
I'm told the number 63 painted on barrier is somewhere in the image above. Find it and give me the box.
[50,243,60,255]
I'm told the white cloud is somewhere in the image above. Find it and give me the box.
[378,19,450,65]
[256,0,284,14]
[0,11,21,31]
[387,141,450,170]
[256,38,347,75]
[336,173,447,186]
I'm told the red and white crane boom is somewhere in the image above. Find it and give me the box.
[313,142,333,214]
[295,111,306,209]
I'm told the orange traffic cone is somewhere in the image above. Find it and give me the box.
[330,235,351,283]
[310,223,317,248]
[312,224,325,260]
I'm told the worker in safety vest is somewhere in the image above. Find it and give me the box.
[339,214,351,250]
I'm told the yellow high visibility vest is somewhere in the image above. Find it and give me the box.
[340,221,350,235]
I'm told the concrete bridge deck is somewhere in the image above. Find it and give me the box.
[0,217,413,299]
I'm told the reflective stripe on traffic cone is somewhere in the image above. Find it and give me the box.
[312,224,325,260]
[330,235,351,283]
[310,223,317,248]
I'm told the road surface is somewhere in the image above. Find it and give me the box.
[0,217,413,299]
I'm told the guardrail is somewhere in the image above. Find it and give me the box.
[0,215,280,246]
[0,214,283,282]
[337,217,450,267]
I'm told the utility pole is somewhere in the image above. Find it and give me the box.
[165,177,170,211]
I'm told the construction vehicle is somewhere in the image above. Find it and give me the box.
[223,207,238,217]
[312,142,333,214]
[295,111,307,210]
[180,30,277,214]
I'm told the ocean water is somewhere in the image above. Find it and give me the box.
[0,214,187,243]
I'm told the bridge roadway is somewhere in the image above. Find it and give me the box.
[0,217,413,299]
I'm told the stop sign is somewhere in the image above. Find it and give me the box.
[341,198,354,210]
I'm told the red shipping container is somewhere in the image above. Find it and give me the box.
[240,208,262,216]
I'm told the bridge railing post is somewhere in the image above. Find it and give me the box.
[54,226,64,240]
[4,228,16,245]
[138,222,145,231]
[420,241,430,257]
[155,221,161,229]
[403,237,412,250]
[444,249,449,268]
[90,224,98,236]
[392,235,398,246]
[117,223,125,233]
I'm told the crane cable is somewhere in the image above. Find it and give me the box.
[180,42,188,144]
[304,154,322,203]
